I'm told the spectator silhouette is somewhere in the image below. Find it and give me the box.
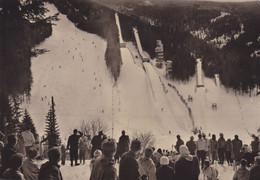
[91,131,106,158]
[67,129,83,166]
[2,153,25,180]
[186,136,196,155]
[41,132,59,149]
[39,148,63,180]
[175,135,184,153]
[21,126,35,157]
[138,148,157,180]
[118,130,130,158]
[156,156,175,180]
[22,147,39,180]
[0,135,17,175]
[249,156,260,180]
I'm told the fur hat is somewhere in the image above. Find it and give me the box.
[94,149,102,158]
[130,139,141,152]
[102,139,117,152]
[160,156,169,165]
[144,148,153,158]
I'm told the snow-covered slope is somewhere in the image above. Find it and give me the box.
[23,3,260,151]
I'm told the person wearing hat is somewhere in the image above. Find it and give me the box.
[38,148,63,180]
[202,159,218,180]
[233,159,250,180]
[1,153,25,180]
[89,149,102,171]
[119,139,141,180]
[137,147,156,180]
[156,156,175,180]
[91,131,106,158]
[90,138,117,180]
[21,147,39,180]
[248,156,260,180]
[175,145,200,180]
[186,136,196,155]
[118,130,130,158]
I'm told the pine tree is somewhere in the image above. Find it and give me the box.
[44,96,60,141]
[22,109,38,138]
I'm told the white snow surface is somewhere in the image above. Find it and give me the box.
[21,3,260,179]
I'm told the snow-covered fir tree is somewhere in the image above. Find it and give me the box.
[21,109,38,138]
[44,96,60,141]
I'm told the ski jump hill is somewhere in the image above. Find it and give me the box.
[22,4,260,149]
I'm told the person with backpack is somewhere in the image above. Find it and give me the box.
[217,133,226,164]
[138,148,157,180]
[202,159,218,180]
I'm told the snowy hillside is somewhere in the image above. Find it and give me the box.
[22,3,260,150]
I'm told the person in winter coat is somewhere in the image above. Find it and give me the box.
[202,133,210,157]
[225,139,233,165]
[250,136,259,160]
[118,130,130,158]
[175,135,184,153]
[186,136,196,155]
[0,135,17,175]
[218,133,226,164]
[91,131,106,158]
[156,156,175,180]
[154,148,163,169]
[21,126,35,157]
[79,135,89,164]
[1,153,25,180]
[137,148,157,180]
[89,149,102,171]
[209,134,218,164]
[21,147,39,180]
[232,135,243,165]
[196,134,207,168]
[67,129,83,166]
[175,145,200,180]
[202,159,218,180]
[119,139,141,180]
[38,148,63,180]
[249,156,260,180]
[90,139,117,180]
[41,132,59,149]
[233,159,250,180]
[241,144,252,167]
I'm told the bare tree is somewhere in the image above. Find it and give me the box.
[132,131,156,151]
[78,117,109,138]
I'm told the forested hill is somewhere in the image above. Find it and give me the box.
[98,0,260,93]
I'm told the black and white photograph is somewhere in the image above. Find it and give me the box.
[0,0,260,179]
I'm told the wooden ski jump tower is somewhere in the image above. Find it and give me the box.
[133,27,149,62]
[196,58,204,88]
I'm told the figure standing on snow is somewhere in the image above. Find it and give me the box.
[232,135,243,165]
[21,126,35,157]
[225,138,233,166]
[249,156,260,180]
[196,134,207,168]
[209,134,218,164]
[186,136,196,155]
[117,130,130,159]
[175,135,184,153]
[119,139,141,180]
[79,135,90,164]
[91,131,106,158]
[90,139,117,180]
[251,136,259,160]
[41,132,59,149]
[233,159,249,180]
[67,129,83,166]
[217,133,226,164]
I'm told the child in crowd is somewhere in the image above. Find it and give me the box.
[89,149,102,171]
[202,159,218,180]
[22,147,40,180]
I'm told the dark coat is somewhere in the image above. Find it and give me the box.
[119,151,140,180]
[186,140,196,155]
[118,135,130,156]
[175,156,200,180]
[249,165,260,180]
[2,169,25,180]
[67,132,83,150]
[232,139,243,161]
[0,145,16,174]
[90,156,117,180]
[175,139,184,152]
[91,135,103,151]
[156,165,175,180]
[38,161,63,180]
